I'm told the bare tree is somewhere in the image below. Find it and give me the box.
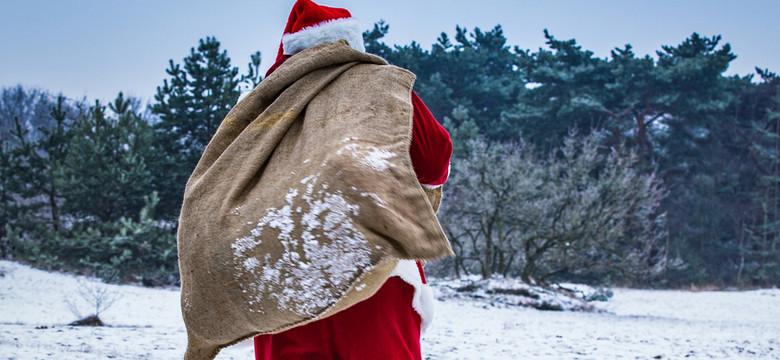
[440,132,669,284]
[64,278,120,325]
[0,86,59,144]
[440,139,537,278]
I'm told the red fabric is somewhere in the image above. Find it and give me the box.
[254,277,422,360]
[409,91,452,186]
[273,0,352,65]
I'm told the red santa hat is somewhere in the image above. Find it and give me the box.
[267,0,365,76]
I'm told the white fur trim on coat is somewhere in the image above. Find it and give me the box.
[282,17,365,55]
[390,259,435,333]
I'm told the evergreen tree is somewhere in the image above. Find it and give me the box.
[150,37,242,221]
[58,93,153,224]
[364,24,525,140]
[737,69,780,286]
[508,30,613,150]
[0,136,12,255]
[653,35,739,285]
[241,51,264,92]
[4,95,77,232]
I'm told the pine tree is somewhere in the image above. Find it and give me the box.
[150,37,241,221]
[58,93,153,224]
[363,24,525,141]
[741,69,780,286]
[4,95,76,232]
[0,136,12,254]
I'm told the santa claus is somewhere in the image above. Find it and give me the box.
[177,1,453,359]
[254,3,452,358]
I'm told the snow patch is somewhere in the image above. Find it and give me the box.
[2,261,780,359]
[230,173,372,317]
[359,191,387,208]
[242,257,260,272]
[336,140,398,172]
[361,148,397,171]
[432,276,595,312]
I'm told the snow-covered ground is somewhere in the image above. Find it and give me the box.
[1,260,778,359]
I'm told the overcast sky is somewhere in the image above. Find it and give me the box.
[2,0,778,104]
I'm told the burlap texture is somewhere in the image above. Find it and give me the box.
[177,40,453,360]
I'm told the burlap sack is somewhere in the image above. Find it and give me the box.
[177,40,453,359]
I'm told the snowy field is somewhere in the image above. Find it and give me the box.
[1,260,778,359]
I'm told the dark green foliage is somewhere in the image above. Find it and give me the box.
[2,94,79,234]
[63,192,178,286]
[0,139,15,256]
[150,37,242,221]
[1,88,176,285]
[365,24,525,140]
[735,70,780,286]
[1,90,80,257]
[7,193,178,286]
[58,93,153,224]
[508,30,614,150]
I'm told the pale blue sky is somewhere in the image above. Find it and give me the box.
[2,0,778,104]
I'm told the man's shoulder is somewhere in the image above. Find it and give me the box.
[338,62,416,92]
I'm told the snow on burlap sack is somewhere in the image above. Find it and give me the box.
[177,40,452,360]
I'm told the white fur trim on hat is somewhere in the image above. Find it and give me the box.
[390,259,435,333]
[282,17,365,55]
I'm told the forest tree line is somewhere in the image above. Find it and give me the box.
[1,24,778,288]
